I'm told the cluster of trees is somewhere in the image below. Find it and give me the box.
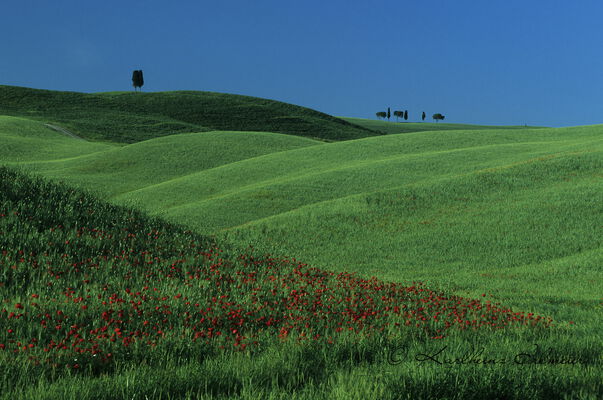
[393,110,408,121]
[376,108,410,121]
[376,109,445,122]
[132,70,144,92]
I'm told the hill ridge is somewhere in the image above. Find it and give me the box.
[0,84,377,142]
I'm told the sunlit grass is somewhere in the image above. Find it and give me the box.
[1,167,600,399]
[0,86,601,398]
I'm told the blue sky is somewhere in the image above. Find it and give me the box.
[2,0,603,126]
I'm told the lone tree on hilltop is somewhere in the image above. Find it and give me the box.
[432,113,445,122]
[422,111,426,121]
[376,111,387,119]
[132,70,144,92]
[387,107,391,121]
[404,110,408,121]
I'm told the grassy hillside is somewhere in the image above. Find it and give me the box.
[341,116,543,135]
[0,85,377,142]
[0,96,601,398]
[2,166,599,400]
[5,117,602,323]
[3,117,323,197]
[116,126,602,325]
[0,116,116,162]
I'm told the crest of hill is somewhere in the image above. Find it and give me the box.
[0,85,377,143]
[341,117,544,135]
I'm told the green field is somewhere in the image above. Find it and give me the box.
[1,86,601,399]
[0,85,376,143]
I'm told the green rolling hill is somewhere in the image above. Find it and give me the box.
[1,110,601,321]
[8,126,322,197]
[0,88,601,398]
[0,115,115,162]
[0,85,376,142]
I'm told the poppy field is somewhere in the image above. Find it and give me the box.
[1,166,601,399]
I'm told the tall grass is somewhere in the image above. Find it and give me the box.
[0,167,600,399]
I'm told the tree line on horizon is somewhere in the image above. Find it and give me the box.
[376,107,445,122]
[128,70,447,124]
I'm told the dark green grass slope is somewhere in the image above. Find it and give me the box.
[0,85,377,143]
[341,116,544,135]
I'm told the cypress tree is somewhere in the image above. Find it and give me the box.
[132,70,144,92]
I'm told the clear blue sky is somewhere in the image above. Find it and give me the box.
[2,0,603,127]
